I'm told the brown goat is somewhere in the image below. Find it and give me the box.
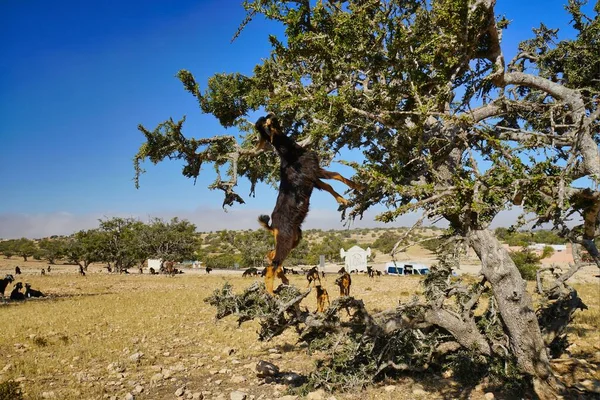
[306,266,321,288]
[335,272,352,296]
[256,113,361,294]
[315,285,330,313]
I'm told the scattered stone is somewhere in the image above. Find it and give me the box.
[151,373,163,383]
[268,348,279,354]
[230,375,247,383]
[175,386,186,397]
[256,361,279,377]
[412,387,427,396]
[214,379,223,385]
[162,369,172,379]
[124,393,134,400]
[2,363,13,372]
[192,393,203,400]
[306,389,325,400]
[134,385,144,394]
[269,354,282,360]
[484,393,495,400]
[222,347,235,356]
[129,352,144,363]
[384,385,396,392]
[230,391,247,400]
[219,368,229,374]
[278,396,298,400]
[41,392,56,399]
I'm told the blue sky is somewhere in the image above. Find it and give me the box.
[0,0,587,238]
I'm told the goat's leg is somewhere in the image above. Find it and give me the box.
[315,179,348,205]
[264,264,277,295]
[318,169,363,191]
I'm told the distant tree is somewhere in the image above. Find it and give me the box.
[0,240,16,259]
[66,229,107,269]
[137,217,199,263]
[38,238,67,264]
[14,238,37,262]
[97,217,145,273]
[237,229,273,268]
[372,231,400,254]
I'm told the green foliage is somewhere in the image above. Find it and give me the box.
[12,238,37,262]
[0,380,22,400]
[38,238,67,264]
[508,249,541,281]
[205,253,242,269]
[371,231,399,254]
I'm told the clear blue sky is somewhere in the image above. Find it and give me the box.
[0,0,585,238]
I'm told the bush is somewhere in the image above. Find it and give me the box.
[0,381,22,400]
[509,249,541,280]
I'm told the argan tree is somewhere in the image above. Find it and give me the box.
[134,0,599,397]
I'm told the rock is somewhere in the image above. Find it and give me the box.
[384,385,395,392]
[222,347,235,356]
[41,392,56,399]
[306,389,326,400]
[219,368,229,374]
[2,363,13,372]
[162,369,172,379]
[577,379,600,394]
[175,386,186,396]
[269,354,282,360]
[230,375,247,383]
[129,352,144,363]
[150,373,163,383]
[134,385,144,394]
[278,396,298,400]
[192,393,203,400]
[484,393,495,400]
[214,379,223,385]
[256,361,279,377]
[230,391,247,400]
[124,394,134,400]
[412,388,427,396]
[268,348,279,354]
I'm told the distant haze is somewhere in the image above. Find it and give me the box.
[0,207,526,239]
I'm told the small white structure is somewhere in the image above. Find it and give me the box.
[528,244,567,252]
[340,245,371,272]
[147,259,162,271]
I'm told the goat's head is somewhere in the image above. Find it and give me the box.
[14,282,23,290]
[25,283,31,289]
[4,274,14,282]
[255,113,282,149]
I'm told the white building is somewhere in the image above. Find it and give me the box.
[340,245,371,272]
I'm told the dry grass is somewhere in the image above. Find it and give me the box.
[0,259,598,400]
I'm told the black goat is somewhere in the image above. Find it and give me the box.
[10,282,25,301]
[25,283,45,298]
[1,274,15,300]
[15,266,21,275]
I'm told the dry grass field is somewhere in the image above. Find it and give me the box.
[0,258,598,400]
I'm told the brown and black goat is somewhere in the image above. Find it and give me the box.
[256,113,362,294]
[315,285,330,313]
[306,266,321,288]
[335,272,352,297]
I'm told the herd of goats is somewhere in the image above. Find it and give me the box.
[0,263,382,308]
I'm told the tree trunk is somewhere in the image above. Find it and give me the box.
[468,229,561,397]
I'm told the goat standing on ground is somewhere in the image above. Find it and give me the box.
[0,275,15,300]
[79,265,86,276]
[335,272,352,296]
[306,266,321,288]
[10,282,25,301]
[25,283,45,298]
[242,267,258,277]
[205,266,213,274]
[255,113,362,295]
[15,266,21,275]
[47,265,51,273]
[315,285,330,313]
[41,268,46,276]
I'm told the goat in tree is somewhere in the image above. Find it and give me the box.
[256,113,361,294]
